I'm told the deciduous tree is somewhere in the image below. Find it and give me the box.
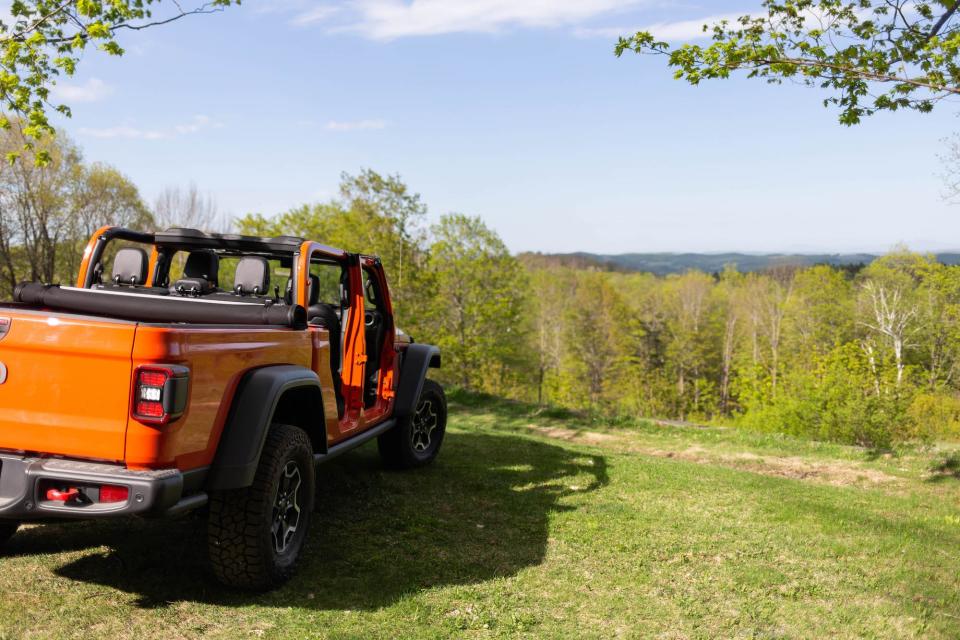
[0,126,149,293]
[616,1,960,124]
[425,214,529,393]
[0,0,237,161]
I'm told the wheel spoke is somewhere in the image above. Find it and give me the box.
[272,461,303,554]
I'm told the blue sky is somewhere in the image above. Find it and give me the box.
[48,0,960,254]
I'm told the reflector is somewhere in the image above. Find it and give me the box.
[139,370,167,387]
[136,400,164,417]
[100,485,129,503]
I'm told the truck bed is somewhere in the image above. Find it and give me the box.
[0,303,323,469]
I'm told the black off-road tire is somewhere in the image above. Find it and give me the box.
[0,521,17,548]
[207,424,315,590]
[378,379,447,469]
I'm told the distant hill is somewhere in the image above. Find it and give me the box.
[519,252,960,275]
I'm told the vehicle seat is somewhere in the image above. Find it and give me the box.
[111,248,148,285]
[284,274,321,307]
[184,250,219,286]
[172,250,220,296]
[304,275,342,403]
[233,257,270,296]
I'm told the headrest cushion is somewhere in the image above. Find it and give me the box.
[184,250,219,287]
[234,257,270,295]
[111,248,148,285]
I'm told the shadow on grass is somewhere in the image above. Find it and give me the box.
[4,430,606,610]
[927,453,960,482]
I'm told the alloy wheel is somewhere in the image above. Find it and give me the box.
[271,461,302,554]
[411,398,438,452]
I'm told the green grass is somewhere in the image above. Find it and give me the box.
[2,392,960,638]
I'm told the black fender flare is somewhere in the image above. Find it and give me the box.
[393,344,441,420]
[206,365,324,491]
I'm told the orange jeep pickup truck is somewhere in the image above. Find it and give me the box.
[0,226,446,589]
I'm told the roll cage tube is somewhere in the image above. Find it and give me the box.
[77,226,157,288]
[296,242,368,421]
[80,227,322,293]
[294,240,348,308]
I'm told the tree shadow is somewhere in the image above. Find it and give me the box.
[926,453,960,483]
[5,430,607,610]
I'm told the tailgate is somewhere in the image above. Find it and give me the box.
[0,309,135,461]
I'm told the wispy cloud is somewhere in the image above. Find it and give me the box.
[51,78,113,103]
[79,115,221,140]
[78,125,165,140]
[174,115,219,134]
[291,5,339,26]
[576,12,751,41]
[284,0,648,39]
[325,119,387,131]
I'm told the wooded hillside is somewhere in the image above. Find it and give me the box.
[239,172,960,449]
[3,136,957,451]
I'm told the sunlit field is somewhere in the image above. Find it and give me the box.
[0,391,958,639]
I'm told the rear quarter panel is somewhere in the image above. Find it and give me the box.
[128,326,315,470]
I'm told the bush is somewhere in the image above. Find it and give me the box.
[736,343,912,449]
[907,393,960,441]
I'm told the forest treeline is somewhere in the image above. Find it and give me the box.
[3,128,958,449]
[239,172,960,449]
[0,128,224,296]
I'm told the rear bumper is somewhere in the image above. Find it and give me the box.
[0,454,184,520]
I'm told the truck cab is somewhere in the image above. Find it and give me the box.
[0,226,446,589]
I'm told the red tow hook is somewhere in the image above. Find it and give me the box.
[45,487,81,502]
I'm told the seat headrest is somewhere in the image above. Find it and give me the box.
[308,274,320,306]
[234,257,270,296]
[284,274,321,305]
[184,250,219,287]
[111,248,148,285]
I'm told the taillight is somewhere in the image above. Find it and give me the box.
[132,365,190,425]
[100,485,129,503]
[38,481,129,505]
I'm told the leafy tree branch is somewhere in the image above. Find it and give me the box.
[615,1,960,124]
[0,0,238,162]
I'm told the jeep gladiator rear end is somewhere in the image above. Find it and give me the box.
[0,226,446,589]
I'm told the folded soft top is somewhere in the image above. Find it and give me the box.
[12,283,306,328]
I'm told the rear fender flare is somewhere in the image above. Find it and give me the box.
[206,365,324,491]
[393,344,441,420]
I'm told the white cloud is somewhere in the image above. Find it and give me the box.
[576,12,750,41]
[51,78,113,103]
[288,0,646,39]
[78,125,166,140]
[291,5,339,26]
[325,119,387,131]
[174,115,220,134]
[79,115,220,140]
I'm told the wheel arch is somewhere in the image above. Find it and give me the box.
[206,365,326,491]
[394,343,441,420]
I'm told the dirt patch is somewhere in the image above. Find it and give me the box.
[527,423,899,487]
[639,446,898,487]
[527,424,617,445]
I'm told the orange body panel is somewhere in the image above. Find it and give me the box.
[127,326,313,470]
[307,327,343,442]
[0,309,135,462]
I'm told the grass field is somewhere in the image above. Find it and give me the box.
[1,390,959,639]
